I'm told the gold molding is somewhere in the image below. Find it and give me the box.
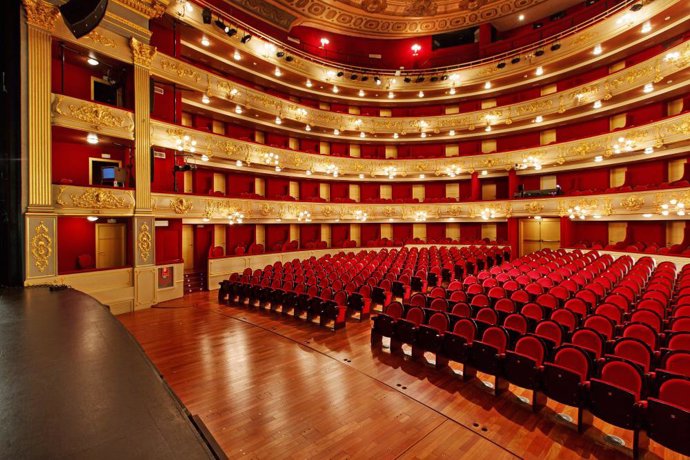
[31,221,52,273]
[170,197,193,214]
[53,95,135,132]
[22,0,60,31]
[85,30,116,48]
[56,186,134,209]
[113,0,170,19]
[130,37,157,68]
[620,195,645,211]
[138,222,152,263]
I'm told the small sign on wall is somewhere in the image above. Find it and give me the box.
[153,86,165,95]
[153,150,166,159]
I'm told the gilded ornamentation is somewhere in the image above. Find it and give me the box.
[524,202,544,215]
[161,59,202,82]
[22,0,60,31]
[138,222,152,263]
[58,187,131,209]
[113,0,169,18]
[85,30,116,48]
[170,197,193,214]
[130,38,157,67]
[31,221,52,273]
[53,97,134,132]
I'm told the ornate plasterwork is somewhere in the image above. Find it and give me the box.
[138,223,152,263]
[130,38,157,67]
[56,186,135,210]
[113,0,170,19]
[22,0,60,31]
[170,197,193,214]
[151,112,690,179]
[31,221,52,273]
[153,39,690,136]
[224,0,547,38]
[620,195,645,211]
[85,30,116,48]
[52,95,135,132]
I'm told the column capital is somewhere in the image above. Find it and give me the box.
[113,0,170,19]
[130,37,157,68]
[22,0,60,32]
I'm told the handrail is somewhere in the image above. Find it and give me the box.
[194,0,636,75]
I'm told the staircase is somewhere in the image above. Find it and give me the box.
[184,272,207,294]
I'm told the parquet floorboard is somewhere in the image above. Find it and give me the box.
[118,292,684,459]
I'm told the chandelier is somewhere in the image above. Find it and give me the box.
[612,137,636,154]
[659,199,686,217]
[383,166,397,179]
[227,211,244,225]
[444,165,462,178]
[325,164,339,177]
[480,207,497,220]
[262,152,281,171]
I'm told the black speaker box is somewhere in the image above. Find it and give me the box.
[59,0,109,39]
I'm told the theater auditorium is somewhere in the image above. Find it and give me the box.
[3,0,690,457]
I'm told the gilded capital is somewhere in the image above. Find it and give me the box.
[130,37,157,68]
[23,0,60,31]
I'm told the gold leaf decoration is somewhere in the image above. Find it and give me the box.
[63,188,130,209]
[138,222,152,263]
[31,221,52,273]
[130,38,157,67]
[170,197,193,214]
[620,196,645,211]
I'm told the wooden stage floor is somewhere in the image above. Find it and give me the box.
[118,292,681,459]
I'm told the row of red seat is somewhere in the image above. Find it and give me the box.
[371,249,690,458]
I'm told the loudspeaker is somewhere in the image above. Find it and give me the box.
[59,0,109,39]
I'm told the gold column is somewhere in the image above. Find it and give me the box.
[23,0,59,211]
[130,38,156,212]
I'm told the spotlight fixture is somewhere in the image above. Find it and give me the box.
[511,56,521,64]
[86,133,99,144]
[87,57,99,66]
[276,51,285,58]
[361,76,368,82]
[497,62,506,69]
[374,76,381,85]
[534,49,545,56]
[404,77,412,83]
[214,19,225,30]
[240,34,252,44]
[550,43,561,51]
[225,27,237,38]
[285,56,294,62]
[440,75,449,81]
[202,8,212,24]
[350,74,358,80]
[630,2,643,11]
[336,71,344,77]
[415,76,425,83]
[430,76,438,82]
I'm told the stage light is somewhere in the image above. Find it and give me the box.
[285,56,294,62]
[535,49,544,56]
[202,8,212,23]
[415,76,425,83]
[225,27,237,38]
[358,90,365,97]
[214,19,225,30]
[430,76,438,82]
[511,56,520,64]
[404,77,412,83]
[497,62,506,69]
[350,74,358,80]
[276,51,285,58]
[240,34,252,44]
[550,43,561,51]
[361,76,369,82]
[374,76,381,85]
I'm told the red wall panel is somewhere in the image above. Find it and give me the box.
[266,224,290,250]
[52,138,130,187]
[426,223,446,242]
[194,224,213,270]
[425,183,446,199]
[393,223,413,242]
[299,224,321,246]
[361,223,380,244]
[331,224,350,246]
[227,224,255,252]
[155,219,182,264]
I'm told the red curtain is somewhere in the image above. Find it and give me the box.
[265,224,290,251]
[266,133,289,148]
[227,224,255,252]
[300,139,319,153]
[392,223,412,241]
[299,181,320,200]
[265,178,290,199]
[425,183,445,199]
[557,118,609,142]
[571,221,608,245]
[392,184,412,200]
[155,219,182,264]
[361,224,381,244]
[194,225,213,270]
[497,132,540,151]
[625,160,667,186]
[331,224,350,246]
[193,169,215,195]
[426,223,446,242]
[226,173,255,196]
[461,223,482,241]
[299,224,320,246]
[360,183,380,200]
[330,182,349,200]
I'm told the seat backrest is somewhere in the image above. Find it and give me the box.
[488,286,506,299]
[658,379,690,411]
[453,319,477,344]
[623,322,658,350]
[583,314,614,339]
[521,303,544,321]
[600,360,643,401]
[481,326,508,354]
[554,346,590,382]
[475,307,498,325]
[630,309,663,332]
[451,302,471,318]
[405,307,425,326]
[514,336,546,366]
[551,308,577,332]
[667,332,690,352]
[428,312,449,332]
[429,297,448,311]
[662,351,690,378]
[429,286,446,299]
[571,328,604,358]
[613,337,652,372]
[534,320,563,347]
[504,314,527,334]
[384,301,404,319]
[409,293,427,308]
[470,294,490,308]
[535,293,558,310]
[594,303,623,324]
[449,290,467,303]
[564,298,588,317]
[510,290,529,304]
[494,298,515,314]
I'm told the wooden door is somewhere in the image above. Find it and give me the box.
[95,223,126,269]
[182,225,194,271]
[520,218,561,256]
